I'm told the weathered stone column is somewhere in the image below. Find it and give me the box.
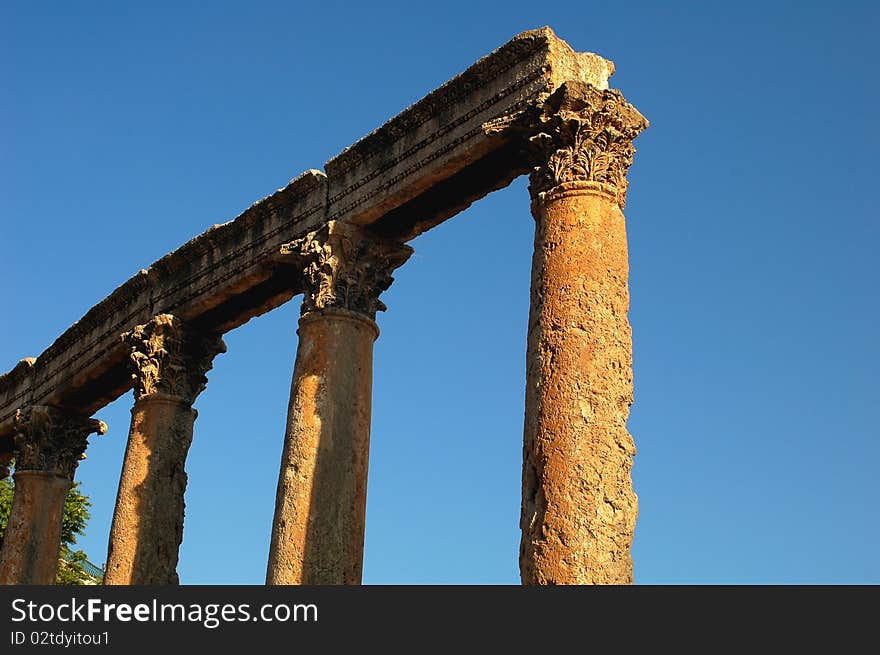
[103,315,225,585]
[266,222,412,585]
[519,82,648,584]
[0,406,106,584]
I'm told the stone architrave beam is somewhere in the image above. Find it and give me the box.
[0,27,614,441]
[0,26,650,587]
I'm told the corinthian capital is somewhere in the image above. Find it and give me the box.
[12,405,107,479]
[123,314,226,403]
[279,222,413,319]
[527,81,648,207]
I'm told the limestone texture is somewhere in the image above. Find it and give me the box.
[104,315,224,585]
[517,79,647,585]
[521,183,637,584]
[0,27,612,439]
[103,395,197,585]
[0,471,72,584]
[266,223,410,585]
[266,310,378,584]
[0,28,649,587]
[0,406,104,584]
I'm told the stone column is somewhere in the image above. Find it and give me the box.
[266,222,412,585]
[103,314,225,585]
[0,406,106,585]
[519,82,648,584]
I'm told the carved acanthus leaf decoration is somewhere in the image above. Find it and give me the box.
[123,314,226,403]
[12,405,107,479]
[528,81,648,206]
[280,222,413,319]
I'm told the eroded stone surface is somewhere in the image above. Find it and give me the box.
[521,184,638,584]
[11,405,106,479]
[103,395,197,585]
[0,28,648,587]
[0,472,72,584]
[528,81,648,207]
[266,310,378,585]
[279,222,414,318]
[267,226,411,585]
[123,314,226,404]
[0,27,613,438]
[104,316,225,585]
[520,81,646,584]
[0,406,105,584]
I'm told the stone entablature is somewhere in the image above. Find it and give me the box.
[0,25,649,588]
[0,27,614,439]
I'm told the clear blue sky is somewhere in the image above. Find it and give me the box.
[2,1,878,584]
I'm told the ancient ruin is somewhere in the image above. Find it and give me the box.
[0,27,647,585]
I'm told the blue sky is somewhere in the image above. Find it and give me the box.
[2,1,878,584]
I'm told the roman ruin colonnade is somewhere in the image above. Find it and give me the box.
[0,28,647,585]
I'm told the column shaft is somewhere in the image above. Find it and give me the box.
[103,314,224,585]
[518,81,647,584]
[104,395,196,584]
[521,183,636,584]
[0,405,105,585]
[0,472,71,584]
[266,221,411,585]
[267,309,377,584]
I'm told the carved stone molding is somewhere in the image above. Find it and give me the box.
[279,222,413,319]
[123,315,227,404]
[528,81,648,207]
[12,405,107,479]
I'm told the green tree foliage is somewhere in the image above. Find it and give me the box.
[0,478,12,541]
[0,475,101,585]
